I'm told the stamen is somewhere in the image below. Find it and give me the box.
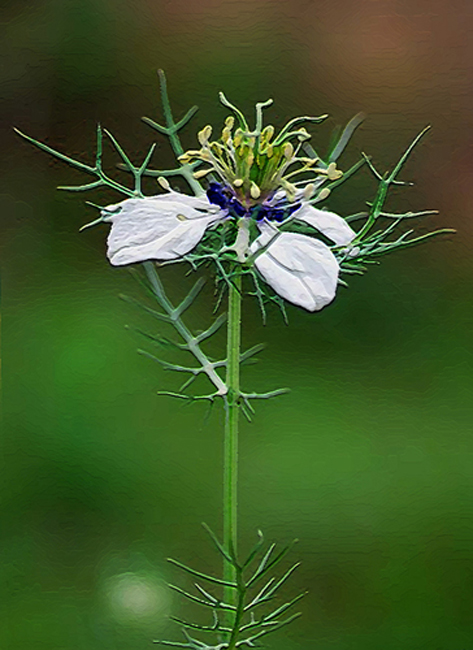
[250,182,261,199]
[298,157,318,165]
[221,127,232,144]
[261,125,274,141]
[297,127,311,142]
[318,187,331,201]
[198,125,212,146]
[283,142,294,160]
[233,179,244,187]
[233,129,243,148]
[281,179,296,201]
[303,183,315,200]
[157,176,171,191]
[327,162,343,180]
[193,168,213,179]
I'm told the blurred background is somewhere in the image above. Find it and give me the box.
[2,0,473,648]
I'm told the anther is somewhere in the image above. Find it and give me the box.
[299,157,318,165]
[233,129,243,148]
[283,142,294,160]
[261,125,274,141]
[157,176,171,191]
[233,179,244,187]
[193,168,213,179]
[198,125,212,146]
[281,179,296,201]
[297,128,311,142]
[327,162,343,181]
[303,183,315,200]
[250,182,261,199]
[318,187,331,201]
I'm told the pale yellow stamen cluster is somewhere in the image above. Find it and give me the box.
[178,103,342,207]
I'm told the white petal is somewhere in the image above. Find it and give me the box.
[101,193,223,266]
[293,204,356,246]
[252,226,340,311]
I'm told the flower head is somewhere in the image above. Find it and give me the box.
[178,93,342,207]
[99,94,357,312]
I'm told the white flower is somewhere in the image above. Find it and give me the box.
[250,216,353,312]
[101,191,224,266]
[292,203,356,246]
[100,189,356,311]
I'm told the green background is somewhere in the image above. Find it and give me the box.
[2,1,472,648]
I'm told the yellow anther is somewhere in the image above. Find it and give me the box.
[283,142,294,160]
[221,127,232,144]
[303,183,315,200]
[281,179,296,201]
[261,125,274,141]
[247,151,255,168]
[250,182,261,199]
[265,144,274,158]
[178,153,191,164]
[198,125,212,146]
[299,157,318,166]
[297,128,311,142]
[193,168,213,179]
[176,214,188,221]
[225,116,235,129]
[233,129,243,148]
[327,162,343,181]
[318,187,331,201]
[233,178,244,187]
[157,176,171,191]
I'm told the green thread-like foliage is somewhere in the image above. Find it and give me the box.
[155,526,304,650]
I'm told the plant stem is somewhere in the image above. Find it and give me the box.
[223,275,242,613]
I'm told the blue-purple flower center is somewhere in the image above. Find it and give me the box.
[206,182,300,223]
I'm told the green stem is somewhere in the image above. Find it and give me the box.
[223,275,242,615]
